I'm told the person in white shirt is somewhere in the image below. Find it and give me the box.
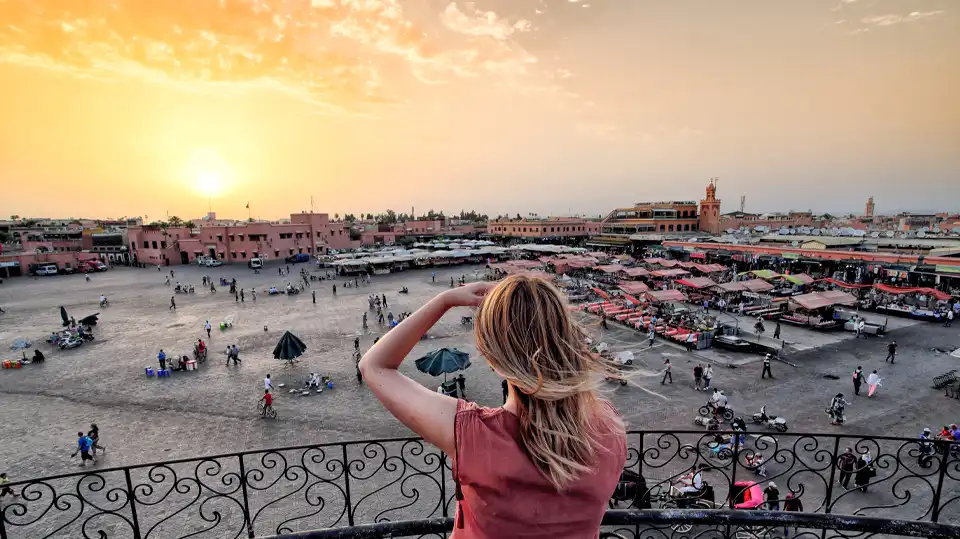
[264,374,273,391]
[676,465,706,496]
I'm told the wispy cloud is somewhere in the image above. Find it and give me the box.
[861,11,945,27]
[0,0,576,114]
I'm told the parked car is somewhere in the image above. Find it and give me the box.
[203,258,223,267]
[35,264,59,276]
[284,253,310,264]
[248,257,265,269]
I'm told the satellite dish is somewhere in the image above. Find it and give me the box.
[920,227,929,233]
[799,226,811,234]
[791,240,799,247]
[933,226,941,233]
[726,228,735,234]
[789,228,797,235]
[918,230,926,238]
[812,228,821,236]
[779,227,788,235]
[854,230,865,237]
[831,227,840,235]
[871,232,880,238]
[904,231,916,238]
[690,237,699,243]
[885,231,894,238]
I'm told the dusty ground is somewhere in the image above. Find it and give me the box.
[1,262,958,536]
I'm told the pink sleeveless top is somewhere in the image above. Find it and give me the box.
[452,399,626,539]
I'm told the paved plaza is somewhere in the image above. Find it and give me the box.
[1,263,959,536]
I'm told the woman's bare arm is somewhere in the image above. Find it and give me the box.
[359,284,493,455]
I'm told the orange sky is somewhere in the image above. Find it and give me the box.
[1,0,957,220]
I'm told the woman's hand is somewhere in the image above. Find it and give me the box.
[440,282,497,309]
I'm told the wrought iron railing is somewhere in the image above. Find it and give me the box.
[2,431,958,538]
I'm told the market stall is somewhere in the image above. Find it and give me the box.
[779,291,857,329]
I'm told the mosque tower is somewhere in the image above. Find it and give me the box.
[698,178,722,235]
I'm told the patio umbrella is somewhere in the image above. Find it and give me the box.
[60,306,69,327]
[273,331,307,361]
[415,348,471,379]
[80,313,100,326]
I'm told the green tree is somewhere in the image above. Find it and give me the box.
[167,216,183,227]
[344,214,357,222]
[184,220,196,228]
[334,213,340,221]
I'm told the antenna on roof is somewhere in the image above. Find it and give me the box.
[739,195,745,213]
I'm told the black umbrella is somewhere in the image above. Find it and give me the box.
[80,313,100,326]
[415,348,471,378]
[273,331,307,361]
[60,306,69,327]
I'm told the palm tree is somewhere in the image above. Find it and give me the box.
[168,216,183,227]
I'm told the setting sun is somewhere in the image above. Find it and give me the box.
[183,147,234,198]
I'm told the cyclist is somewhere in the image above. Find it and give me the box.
[259,389,273,418]
[711,389,729,420]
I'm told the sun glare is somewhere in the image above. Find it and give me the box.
[183,148,234,197]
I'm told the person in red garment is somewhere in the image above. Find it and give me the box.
[360,276,627,539]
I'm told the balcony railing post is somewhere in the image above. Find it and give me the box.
[440,451,447,519]
[728,433,741,510]
[930,440,949,522]
[124,468,143,539]
[342,444,354,527]
[823,436,841,514]
[238,454,255,539]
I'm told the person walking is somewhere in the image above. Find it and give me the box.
[703,364,713,389]
[354,337,360,350]
[837,447,857,490]
[358,276,627,538]
[431,271,436,283]
[693,364,703,391]
[240,289,245,302]
[382,294,388,308]
[946,309,954,327]
[252,289,257,301]
[205,321,212,338]
[264,374,273,392]
[885,341,897,363]
[856,318,866,339]
[854,451,874,492]
[71,432,96,466]
[761,354,773,379]
[88,423,105,456]
[0,473,18,500]
[773,320,781,340]
[867,370,882,397]
[312,290,316,304]
[169,296,176,311]
[647,327,655,347]
[235,290,239,303]
[332,284,337,296]
[763,481,780,511]
[661,359,672,384]
[852,366,864,396]
[157,349,167,371]
[782,493,803,537]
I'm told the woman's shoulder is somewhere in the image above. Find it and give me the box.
[456,399,509,421]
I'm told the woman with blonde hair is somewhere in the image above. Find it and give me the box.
[360,275,627,538]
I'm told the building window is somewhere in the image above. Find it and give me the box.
[151,241,158,249]
[231,252,236,259]
[160,241,167,249]
[659,225,665,232]
[238,234,244,241]
[288,249,294,255]
[240,251,246,259]
[684,224,690,231]
[668,225,674,232]
[274,250,280,257]
[317,232,322,238]
[217,235,223,242]
[296,233,303,239]
[143,241,149,248]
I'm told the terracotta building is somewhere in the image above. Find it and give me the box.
[601,200,700,235]
[487,217,599,239]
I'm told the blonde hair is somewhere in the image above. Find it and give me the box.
[474,274,623,491]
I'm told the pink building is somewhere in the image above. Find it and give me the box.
[128,212,361,265]
[487,217,598,239]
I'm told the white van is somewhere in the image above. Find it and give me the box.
[36,264,59,276]
[248,257,265,269]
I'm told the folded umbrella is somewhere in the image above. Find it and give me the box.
[60,306,69,327]
[273,331,307,361]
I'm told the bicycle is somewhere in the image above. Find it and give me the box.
[257,400,278,419]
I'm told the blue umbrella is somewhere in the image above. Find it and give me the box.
[273,331,307,361]
[415,348,471,378]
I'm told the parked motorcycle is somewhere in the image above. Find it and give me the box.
[698,401,735,421]
[752,405,788,432]
[58,334,83,350]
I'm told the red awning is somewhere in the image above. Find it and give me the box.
[740,279,774,292]
[619,282,651,294]
[595,264,625,274]
[689,252,706,259]
[714,282,748,292]
[623,267,651,278]
[643,258,665,265]
[873,284,952,301]
[675,277,718,289]
[651,268,691,278]
[645,290,687,303]
[658,260,679,268]
[791,291,856,310]
[592,287,610,300]
[511,260,543,268]
[694,264,727,273]
[621,293,642,305]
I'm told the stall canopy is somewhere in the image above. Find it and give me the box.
[651,268,691,278]
[621,293,642,305]
[645,290,687,303]
[643,258,665,265]
[657,260,680,268]
[675,277,717,289]
[779,273,815,285]
[740,279,775,292]
[791,291,856,310]
[714,282,748,292]
[694,264,727,274]
[744,269,778,280]
[595,264,625,274]
[619,282,651,295]
[622,267,651,278]
[873,284,952,301]
[816,278,872,289]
